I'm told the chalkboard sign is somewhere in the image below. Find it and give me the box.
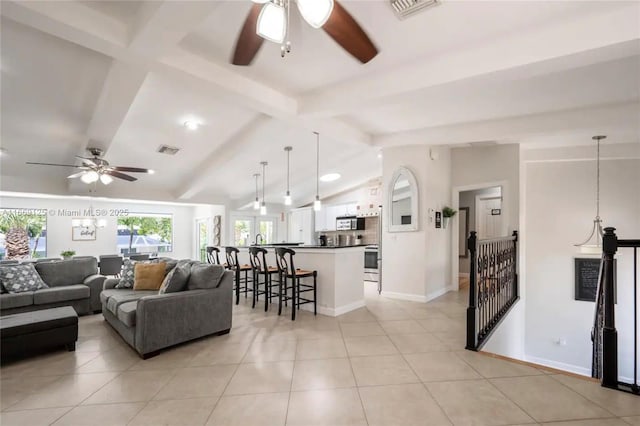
[574,257,616,302]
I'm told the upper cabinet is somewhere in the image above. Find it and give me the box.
[314,203,357,232]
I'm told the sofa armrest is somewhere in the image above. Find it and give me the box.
[134,272,233,356]
[84,274,107,312]
[103,278,120,290]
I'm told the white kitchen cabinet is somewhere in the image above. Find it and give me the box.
[289,207,315,244]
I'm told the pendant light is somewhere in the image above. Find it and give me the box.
[253,173,260,210]
[260,161,268,215]
[284,146,292,206]
[313,132,321,211]
[575,135,606,254]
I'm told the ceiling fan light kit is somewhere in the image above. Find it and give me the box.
[256,1,287,43]
[233,0,378,65]
[296,0,334,28]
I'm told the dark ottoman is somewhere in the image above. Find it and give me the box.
[1,306,78,360]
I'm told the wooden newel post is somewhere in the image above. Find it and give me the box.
[466,231,478,350]
[602,226,618,389]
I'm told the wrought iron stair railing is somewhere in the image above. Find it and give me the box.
[466,230,519,351]
[592,227,639,394]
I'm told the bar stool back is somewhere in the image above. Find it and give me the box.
[225,247,253,305]
[205,246,222,265]
[248,247,280,311]
[274,247,317,320]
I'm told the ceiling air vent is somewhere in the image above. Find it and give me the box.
[157,145,181,155]
[390,0,439,19]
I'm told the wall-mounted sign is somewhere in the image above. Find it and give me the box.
[435,211,442,228]
[72,225,96,241]
[491,209,501,215]
[574,257,616,302]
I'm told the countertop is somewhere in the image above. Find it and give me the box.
[237,244,365,250]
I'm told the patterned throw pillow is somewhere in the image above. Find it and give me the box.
[116,259,159,289]
[0,263,48,293]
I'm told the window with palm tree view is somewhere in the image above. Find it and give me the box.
[0,209,47,260]
[117,213,173,255]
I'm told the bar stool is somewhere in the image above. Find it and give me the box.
[274,247,317,320]
[248,247,280,312]
[205,246,222,265]
[225,247,253,305]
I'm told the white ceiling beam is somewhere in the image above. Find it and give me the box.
[373,101,640,147]
[128,1,222,59]
[1,0,132,62]
[298,3,640,118]
[174,115,272,200]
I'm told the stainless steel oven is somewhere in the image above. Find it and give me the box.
[364,245,379,282]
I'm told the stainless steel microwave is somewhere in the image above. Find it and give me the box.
[336,216,365,231]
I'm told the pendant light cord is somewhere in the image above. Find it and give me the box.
[596,138,600,220]
[287,149,290,193]
[262,164,266,203]
[315,132,320,199]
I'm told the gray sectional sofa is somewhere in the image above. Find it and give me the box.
[100,261,233,358]
[0,258,106,316]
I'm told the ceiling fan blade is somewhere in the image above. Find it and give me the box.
[110,166,151,173]
[26,162,83,168]
[323,1,378,64]
[75,156,97,167]
[104,170,137,182]
[67,171,86,179]
[231,3,265,66]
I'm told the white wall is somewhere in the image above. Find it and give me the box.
[522,143,640,379]
[381,145,452,302]
[0,193,224,260]
[450,144,523,358]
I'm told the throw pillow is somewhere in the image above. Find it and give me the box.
[133,262,167,291]
[187,263,225,290]
[0,263,48,293]
[116,259,158,289]
[158,262,191,294]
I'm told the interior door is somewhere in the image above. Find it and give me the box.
[476,197,503,239]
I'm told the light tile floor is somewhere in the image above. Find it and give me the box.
[2,283,639,426]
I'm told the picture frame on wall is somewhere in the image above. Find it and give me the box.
[72,224,96,241]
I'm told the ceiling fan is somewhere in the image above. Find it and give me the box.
[26,148,154,185]
[232,0,378,66]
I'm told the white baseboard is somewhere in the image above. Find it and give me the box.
[380,291,428,303]
[313,300,366,317]
[524,355,591,377]
[426,285,456,302]
[381,285,457,304]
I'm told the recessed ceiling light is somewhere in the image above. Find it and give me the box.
[377,152,382,159]
[183,121,200,131]
[147,169,155,175]
[320,173,341,182]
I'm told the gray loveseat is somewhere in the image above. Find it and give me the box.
[100,261,233,358]
[0,258,106,316]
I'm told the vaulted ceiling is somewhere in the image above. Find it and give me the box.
[1,1,638,206]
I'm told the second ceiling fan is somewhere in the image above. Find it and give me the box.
[232,0,378,66]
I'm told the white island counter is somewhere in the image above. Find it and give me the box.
[236,246,365,317]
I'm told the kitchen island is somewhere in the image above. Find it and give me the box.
[235,245,365,316]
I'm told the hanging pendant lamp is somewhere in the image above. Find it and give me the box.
[253,173,261,210]
[284,146,293,206]
[260,161,268,215]
[313,132,322,211]
[575,135,606,254]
